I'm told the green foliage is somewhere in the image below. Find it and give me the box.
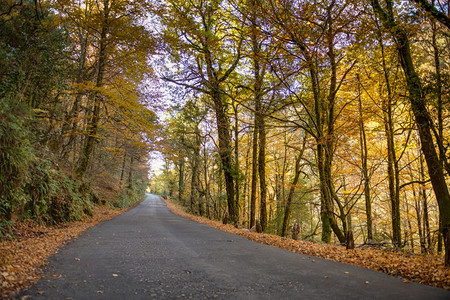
[0,0,153,240]
[24,159,94,224]
[0,100,33,221]
[113,183,146,209]
[0,1,70,110]
[0,99,93,237]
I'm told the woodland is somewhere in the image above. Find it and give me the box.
[0,0,156,234]
[150,0,450,266]
[0,0,449,270]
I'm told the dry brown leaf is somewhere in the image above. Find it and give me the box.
[164,198,450,291]
[0,205,131,298]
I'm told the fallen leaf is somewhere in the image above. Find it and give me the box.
[112,274,118,277]
[344,271,349,274]
[0,206,129,298]
[97,291,104,294]
[365,281,370,284]
[324,276,329,279]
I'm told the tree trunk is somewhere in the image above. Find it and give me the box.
[321,14,346,244]
[420,153,431,251]
[76,0,110,178]
[258,113,267,232]
[358,74,373,240]
[120,153,127,186]
[249,119,258,229]
[127,155,133,189]
[249,1,264,229]
[376,21,402,247]
[211,89,236,223]
[203,143,211,219]
[411,178,425,252]
[60,31,88,162]
[431,19,449,175]
[233,104,240,224]
[190,126,201,214]
[432,18,448,253]
[281,149,303,237]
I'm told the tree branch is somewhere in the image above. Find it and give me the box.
[410,0,450,30]
[399,179,432,190]
[161,76,208,94]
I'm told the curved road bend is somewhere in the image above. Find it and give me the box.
[21,194,449,299]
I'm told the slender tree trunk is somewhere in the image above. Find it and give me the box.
[431,17,449,175]
[242,138,251,226]
[322,14,345,244]
[358,75,373,241]
[376,21,402,247]
[249,1,264,228]
[432,18,446,252]
[76,0,109,178]
[420,153,431,251]
[234,104,240,224]
[203,144,211,219]
[405,194,415,251]
[190,126,201,214]
[120,153,127,186]
[60,32,88,162]
[258,113,267,231]
[281,148,304,237]
[250,120,258,228]
[410,173,425,252]
[127,155,133,189]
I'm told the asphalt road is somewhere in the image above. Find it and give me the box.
[20,194,449,299]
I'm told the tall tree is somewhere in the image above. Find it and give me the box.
[161,0,243,223]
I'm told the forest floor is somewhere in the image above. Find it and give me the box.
[163,198,450,291]
[0,204,137,298]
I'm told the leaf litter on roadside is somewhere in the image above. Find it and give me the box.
[0,206,128,298]
[164,198,450,290]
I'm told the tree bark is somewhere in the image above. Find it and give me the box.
[281,145,305,237]
[190,126,201,215]
[258,113,267,232]
[233,104,240,224]
[358,74,373,241]
[249,119,258,229]
[211,89,237,223]
[376,20,402,247]
[76,0,109,178]
[249,0,264,228]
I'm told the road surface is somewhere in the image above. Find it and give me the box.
[20,194,449,299]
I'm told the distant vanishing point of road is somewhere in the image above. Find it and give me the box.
[21,194,449,299]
